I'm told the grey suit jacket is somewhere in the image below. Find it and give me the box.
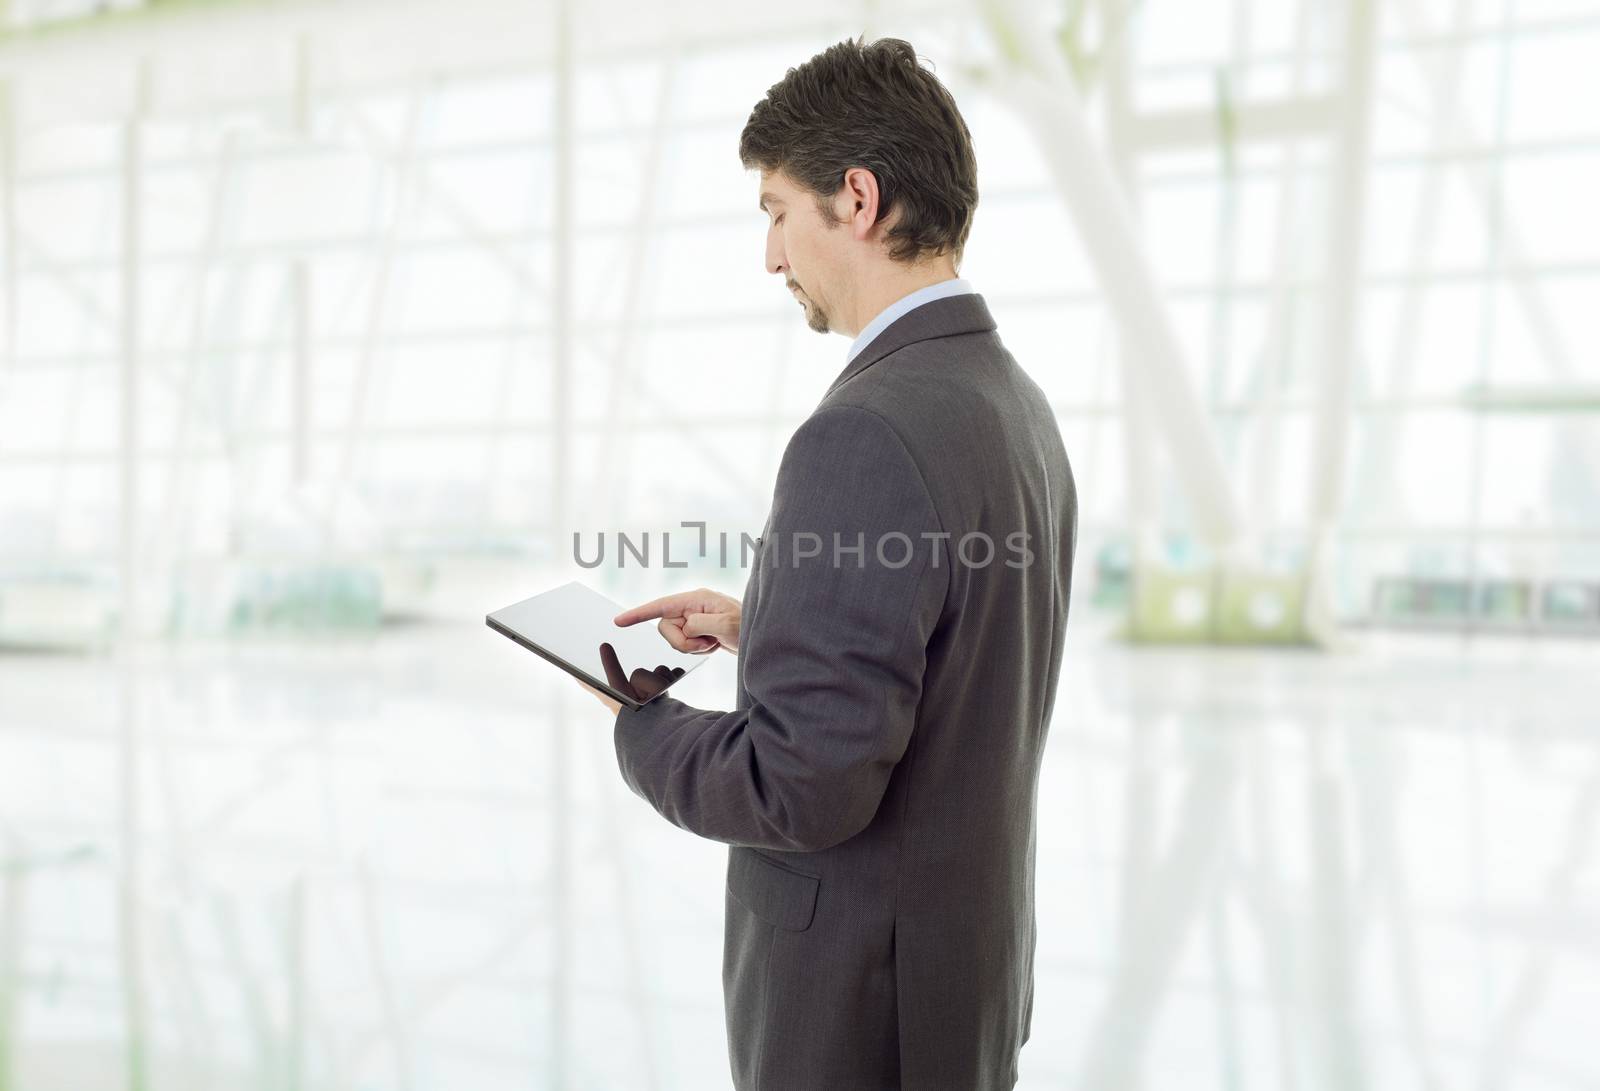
[614,293,1077,1090]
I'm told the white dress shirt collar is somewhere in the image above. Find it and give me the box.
[845,277,974,364]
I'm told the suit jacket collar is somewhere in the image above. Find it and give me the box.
[822,292,998,401]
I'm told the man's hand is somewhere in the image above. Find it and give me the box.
[613,587,743,655]
[577,678,622,716]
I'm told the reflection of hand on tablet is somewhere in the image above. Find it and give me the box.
[612,588,742,654]
[574,643,685,716]
[599,641,684,702]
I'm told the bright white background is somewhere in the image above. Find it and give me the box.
[0,0,1596,1088]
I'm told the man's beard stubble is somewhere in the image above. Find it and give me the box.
[802,297,830,334]
[788,279,831,334]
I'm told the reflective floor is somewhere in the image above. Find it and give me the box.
[0,608,1594,1089]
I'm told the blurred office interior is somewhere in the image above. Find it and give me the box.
[0,0,1597,1087]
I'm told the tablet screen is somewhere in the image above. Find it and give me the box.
[487,581,711,708]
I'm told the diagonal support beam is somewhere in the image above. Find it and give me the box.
[975,0,1247,550]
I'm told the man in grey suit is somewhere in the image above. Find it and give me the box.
[578,37,1077,1091]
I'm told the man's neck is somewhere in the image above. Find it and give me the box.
[841,262,959,337]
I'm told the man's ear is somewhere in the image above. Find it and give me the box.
[839,166,881,241]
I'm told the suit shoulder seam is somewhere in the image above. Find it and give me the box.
[803,403,949,566]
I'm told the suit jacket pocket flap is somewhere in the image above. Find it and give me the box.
[728,850,819,932]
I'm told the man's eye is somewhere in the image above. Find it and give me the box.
[774,215,784,226]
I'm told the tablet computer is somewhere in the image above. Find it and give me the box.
[487,580,710,710]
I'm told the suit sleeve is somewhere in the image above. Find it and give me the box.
[612,404,949,852]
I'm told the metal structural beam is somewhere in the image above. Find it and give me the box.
[976,0,1248,551]
[1129,94,1340,152]
[118,61,148,638]
[0,75,14,381]
[1302,0,1378,643]
[0,836,20,1091]
[594,49,679,521]
[1392,0,1600,511]
[1346,0,1476,533]
[318,86,428,545]
[117,56,152,1091]
[291,34,313,488]
[153,129,240,594]
[1095,0,1160,568]
[1242,0,1318,538]
[549,5,574,1091]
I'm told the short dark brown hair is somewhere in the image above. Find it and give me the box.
[738,37,979,265]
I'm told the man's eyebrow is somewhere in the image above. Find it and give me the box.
[758,192,784,212]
